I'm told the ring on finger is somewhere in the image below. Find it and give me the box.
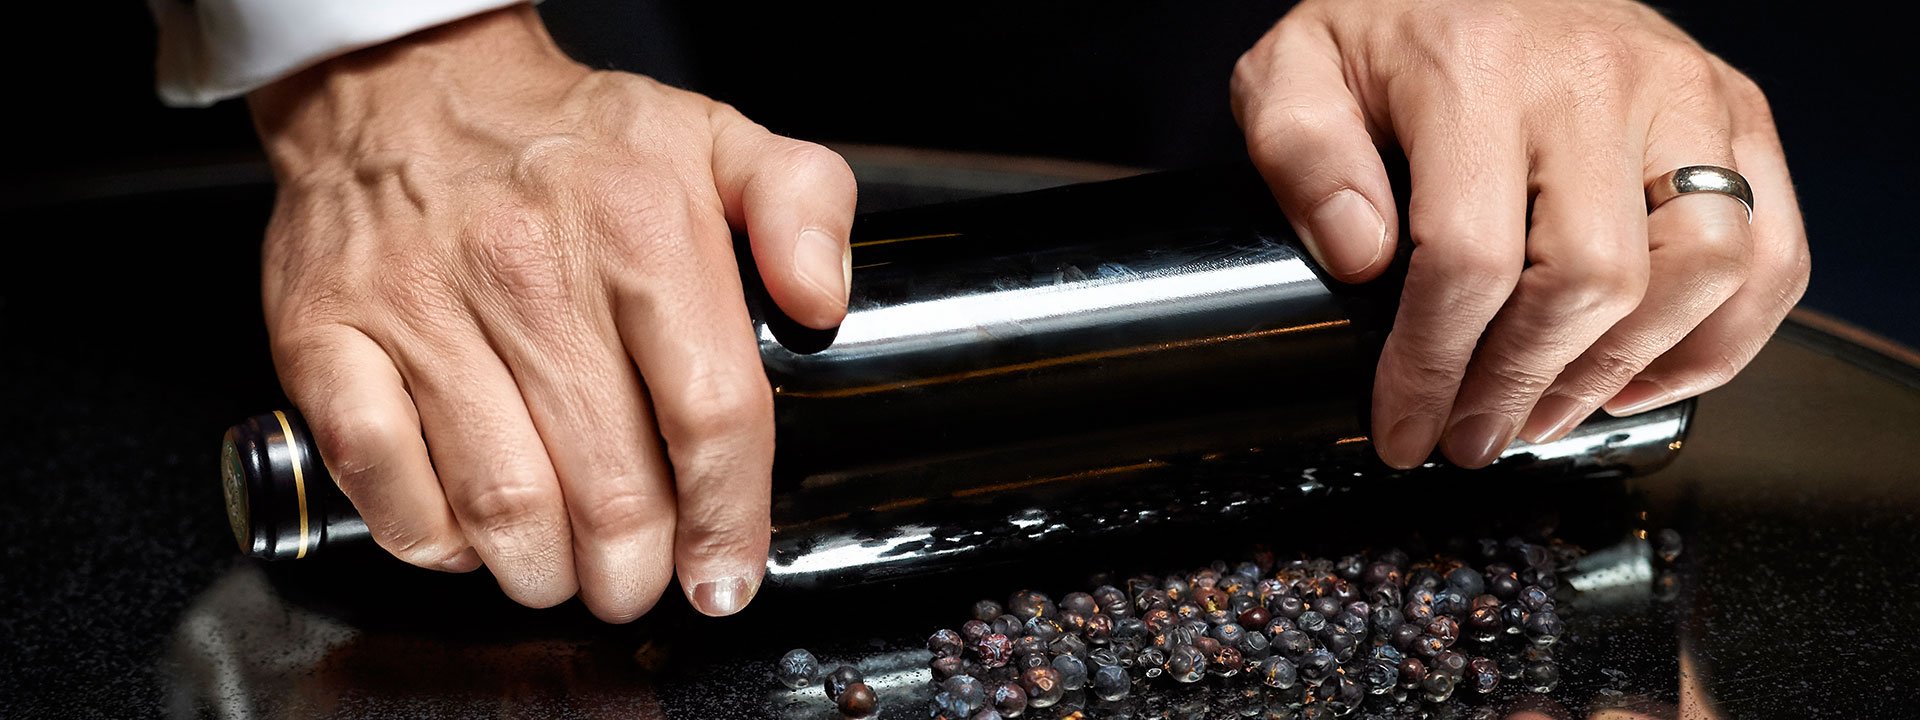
[1646,165,1755,222]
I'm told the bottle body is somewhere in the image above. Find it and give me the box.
[222,167,1693,586]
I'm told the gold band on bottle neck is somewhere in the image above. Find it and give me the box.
[271,410,311,559]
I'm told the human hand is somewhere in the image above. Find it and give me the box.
[1232,0,1809,468]
[249,6,856,619]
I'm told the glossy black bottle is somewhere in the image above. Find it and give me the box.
[221,166,1692,587]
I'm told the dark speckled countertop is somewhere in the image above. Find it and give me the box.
[3,150,1917,719]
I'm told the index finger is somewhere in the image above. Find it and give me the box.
[610,185,776,617]
[1370,84,1530,469]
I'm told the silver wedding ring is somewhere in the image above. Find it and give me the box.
[1646,165,1754,222]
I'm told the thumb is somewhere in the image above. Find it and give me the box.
[708,107,858,330]
[1232,19,1397,283]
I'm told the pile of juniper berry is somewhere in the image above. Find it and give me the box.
[774,538,1583,718]
[938,539,1572,719]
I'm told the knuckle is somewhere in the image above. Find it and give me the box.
[1414,237,1522,293]
[1475,348,1560,395]
[1247,98,1364,158]
[1229,50,1265,106]
[369,261,463,332]
[1697,340,1757,389]
[572,486,670,541]
[1721,68,1773,117]
[661,371,774,450]
[604,187,694,269]
[1660,46,1720,96]
[1561,29,1637,80]
[1693,215,1755,272]
[509,134,591,186]
[1587,346,1655,390]
[675,508,764,563]
[1379,349,1468,410]
[370,521,465,568]
[469,208,572,307]
[1413,2,1526,81]
[462,479,564,546]
[1536,249,1648,320]
[1775,246,1813,308]
[308,408,411,483]
[778,141,856,188]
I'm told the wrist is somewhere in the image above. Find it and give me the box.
[247,4,585,174]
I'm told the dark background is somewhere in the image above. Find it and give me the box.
[4,0,1914,347]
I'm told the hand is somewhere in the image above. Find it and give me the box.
[1232,0,1809,468]
[249,6,856,620]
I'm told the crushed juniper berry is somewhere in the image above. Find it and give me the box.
[1447,566,1486,598]
[1237,605,1270,631]
[962,619,992,643]
[1420,671,1455,702]
[1021,666,1066,707]
[1398,657,1428,689]
[1295,610,1327,634]
[931,655,967,682]
[1470,656,1501,694]
[898,539,1601,719]
[1525,609,1565,645]
[1370,605,1404,635]
[1212,622,1246,647]
[1362,658,1398,694]
[823,665,862,702]
[943,675,987,713]
[931,690,970,719]
[990,681,1027,716]
[774,648,819,690]
[1467,605,1503,640]
[837,681,878,717]
[1053,654,1090,691]
[1502,603,1529,634]
[1271,595,1305,620]
[1092,662,1131,701]
[1009,590,1056,620]
[1135,647,1167,678]
[1167,644,1206,683]
[929,629,966,658]
[972,599,1005,623]
[1298,648,1337,686]
[991,614,1024,638]
[1323,627,1359,662]
[1237,626,1271,659]
[1432,589,1469,617]
[1426,616,1460,646]
[1403,601,1435,624]
[1274,628,1313,657]
[974,634,1014,668]
[1519,585,1552,612]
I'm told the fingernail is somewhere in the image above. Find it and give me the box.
[692,575,756,617]
[1520,395,1588,444]
[794,228,849,307]
[1300,189,1387,279]
[1445,413,1516,469]
[440,548,482,573]
[1377,415,1443,470]
[1604,379,1674,417]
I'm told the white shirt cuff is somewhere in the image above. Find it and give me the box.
[149,0,530,107]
